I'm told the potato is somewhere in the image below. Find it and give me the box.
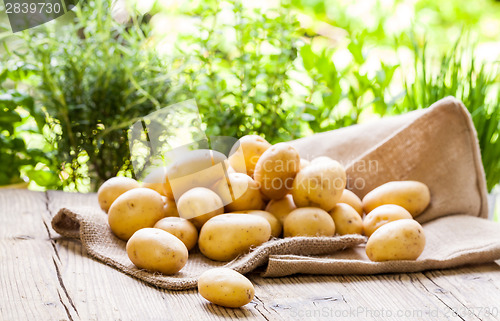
[198,214,271,261]
[366,219,426,262]
[126,228,188,274]
[363,204,413,237]
[299,158,310,170]
[97,177,140,213]
[212,173,264,211]
[177,187,224,230]
[329,203,363,235]
[338,189,363,216]
[283,207,335,237]
[362,180,431,217]
[198,268,255,308]
[292,160,346,211]
[154,217,198,250]
[161,196,179,217]
[234,210,282,238]
[228,135,272,176]
[265,194,296,224]
[166,149,228,200]
[254,143,300,200]
[108,188,166,240]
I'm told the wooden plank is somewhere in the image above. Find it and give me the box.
[0,190,77,320]
[421,264,500,320]
[45,191,270,320]
[4,189,496,321]
[249,269,500,321]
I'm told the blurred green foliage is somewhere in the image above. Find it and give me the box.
[1,0,499,192]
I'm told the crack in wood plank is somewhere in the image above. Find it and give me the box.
[253,295,273,321]
[42,191,80,320]
[415,276,467,321]
[423,272,482,321]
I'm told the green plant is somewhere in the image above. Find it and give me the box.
[0,76,54,186]
[396,38,500,191]
[6,0,189,191]
[175,0,303,143]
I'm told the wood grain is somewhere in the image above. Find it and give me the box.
[0,190,77,320]
[1,189,500,320]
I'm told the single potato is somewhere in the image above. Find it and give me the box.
[366,219,426,262]
[166,149,228,200]
[292,160,346,211]
[212,173,264,211]
[126,228,188,274]
[362,180,431,217]
[108,188,166,241]
[265,194,296,224]
[283,207,335,237]
[228,135,272,176]
[154,217,198,250]
[177,187,224,230]
[329,203,363,235]
[363,204,413,237]
[234,210,282,238]
[254,143,300,200]
[338,189,363,216]
[198,214,271,261]
[198,268,255,308]
[97,177,140,213]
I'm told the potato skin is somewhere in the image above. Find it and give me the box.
[97,177,140,213]
[212,173,264,211]
[234,210,282,238]
[292,160,346,211]
[329,203,363,235]
[108,188,166,241]
[177,187,224,230]
[154,217,198,250]
[254,143,300,200]
[126,228,188,274]
[198,214,271,261]
[161,196,179,217]
[265,194,297,224]
[198,268,255,308]
[338,189,363,216]
[283,207,335,237]
[366,219,426,262]
[228,135,272,176]
[362,181,431,217]
[363,204,413,237]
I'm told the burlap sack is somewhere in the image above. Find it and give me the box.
[52,97,500,290]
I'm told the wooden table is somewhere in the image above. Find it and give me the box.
[2,189,500,321]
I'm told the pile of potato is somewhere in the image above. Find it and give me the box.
[97,135,431,308]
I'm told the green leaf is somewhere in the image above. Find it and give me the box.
[26,169,60,187]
